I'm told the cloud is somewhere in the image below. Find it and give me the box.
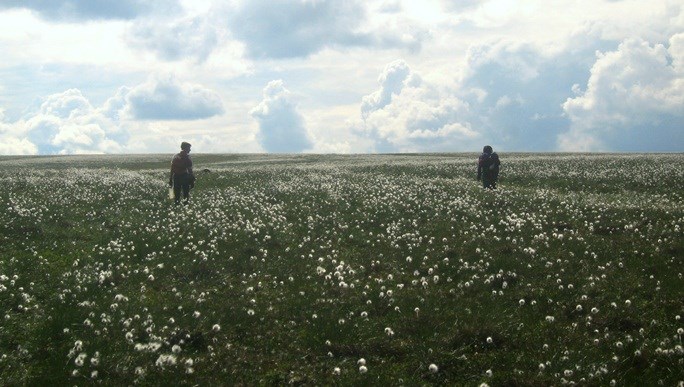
[250,80,312,153]
[441,0,484,13]
[9,89,129,154]
[0,113,38,155]
[361,60,417,118]
[117,75,225,120]
[126,15,219,63]
[224,0,425,59]
[38,88,93,118]
[454,30,620,151]
[561,35,684,151]
[356,60,480,152]
[0,0,180,22]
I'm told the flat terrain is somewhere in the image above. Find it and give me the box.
[0,153,682,385]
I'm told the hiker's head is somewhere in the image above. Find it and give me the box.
[181,142,192,152]
[483,145,493,154]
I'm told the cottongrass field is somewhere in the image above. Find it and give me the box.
[0,153,682,386]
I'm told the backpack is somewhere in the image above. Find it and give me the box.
[489,153,500,171]
[481,152,500,172]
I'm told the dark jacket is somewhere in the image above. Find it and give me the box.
[171,150,193,176]
[170,150,195,187]
[477,151,500,180]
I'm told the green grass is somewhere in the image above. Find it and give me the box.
[0,153,682,385]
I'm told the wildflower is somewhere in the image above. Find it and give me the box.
[359,365,368,373]
[155,354,177,367]
[429,363,438,373]
[333,367,341,375]
[212,324,221,332]
[74,353,87,367]
[485,369,493,377]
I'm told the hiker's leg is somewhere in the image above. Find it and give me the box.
[173,180,182,204]
[182,181,190,204]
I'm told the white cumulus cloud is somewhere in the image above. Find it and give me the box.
[357,60,480,152]
[117,74,225,121]
[9,89,128,154]
[250,80,312,153]
[561,35,684,151]
[0,112,38,155]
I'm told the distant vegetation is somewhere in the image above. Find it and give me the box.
[0,153,682,385]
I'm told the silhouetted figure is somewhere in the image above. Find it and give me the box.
[169,142,195,205]
[477,145,500,189]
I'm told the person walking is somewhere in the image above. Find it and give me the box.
[477,145,500,189]
[169,142,195,205]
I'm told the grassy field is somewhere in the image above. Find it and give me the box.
[0,153,682,386]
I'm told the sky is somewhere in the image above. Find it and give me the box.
[0,0,682,155]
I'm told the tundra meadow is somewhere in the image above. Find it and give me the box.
[0,153,682,386]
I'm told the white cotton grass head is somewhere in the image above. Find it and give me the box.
[429,363,438,373]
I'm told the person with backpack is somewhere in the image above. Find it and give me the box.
[477,145,501,189]
[169,142,195,205]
